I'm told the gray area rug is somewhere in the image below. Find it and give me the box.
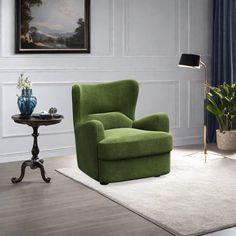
[56,151,236,236]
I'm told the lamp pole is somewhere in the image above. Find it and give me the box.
[179,54,209,161]
[200,61,208,160]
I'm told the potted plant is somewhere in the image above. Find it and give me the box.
[207,82,236,150]
[17,73,37,116]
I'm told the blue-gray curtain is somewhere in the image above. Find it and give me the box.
[207,0,236,142]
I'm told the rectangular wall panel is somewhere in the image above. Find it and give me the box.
[123,0,179,56]
[188,80,204,128]
[189,0,212,56]
[136,81,180,128]
[2,83,73,138]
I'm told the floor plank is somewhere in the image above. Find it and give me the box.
[0,155,171,236]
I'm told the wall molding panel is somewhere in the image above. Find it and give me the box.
[188,0,212,56]
[1,82,74,138]
[0,0,3,57]
[136,80,181,129]
[0,0,212,163]
[188,80,204,128]
[122,0,180,57]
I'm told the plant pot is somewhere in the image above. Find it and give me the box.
[216,129,236,150]
[17,89,37,116]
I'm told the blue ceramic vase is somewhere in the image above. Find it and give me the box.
[17,89,37,116]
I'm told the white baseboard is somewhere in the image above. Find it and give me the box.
[0,146,75,163]
[174,136,203,146]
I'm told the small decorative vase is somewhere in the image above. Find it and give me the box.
[17,89,37,116]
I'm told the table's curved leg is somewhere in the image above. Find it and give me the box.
[11,117,63,184]
[34,161,51,183]
[11,160,31,184]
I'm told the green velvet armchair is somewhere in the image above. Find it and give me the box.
[72,80,172,184]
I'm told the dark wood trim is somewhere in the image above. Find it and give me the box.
[11,114,63,183]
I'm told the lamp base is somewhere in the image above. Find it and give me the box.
[185,150,225,163]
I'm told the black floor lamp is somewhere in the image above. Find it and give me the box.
[178,54,208,159]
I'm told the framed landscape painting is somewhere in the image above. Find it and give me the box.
[16,0,90,53]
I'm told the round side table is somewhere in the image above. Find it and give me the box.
[11,114,64,183]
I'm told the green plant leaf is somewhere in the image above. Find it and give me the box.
[231,96,236,105]
[222,97,231,109]
[207,104,224,117]
[207,93,218,107]
[211,88,224,101]
[223,82,231,97]
[232,83,236,92]
[231,115,236,122]
[207,82,236,131]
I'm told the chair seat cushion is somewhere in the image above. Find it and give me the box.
[98,128,172,161]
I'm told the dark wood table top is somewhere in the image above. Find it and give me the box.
[12,114,64,126]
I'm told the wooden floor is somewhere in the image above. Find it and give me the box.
[0,146,236,236]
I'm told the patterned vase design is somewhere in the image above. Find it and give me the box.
[17,89,37,116]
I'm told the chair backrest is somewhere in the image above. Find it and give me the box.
[72,80,139,129]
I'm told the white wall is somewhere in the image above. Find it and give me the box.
[0,0,212,163]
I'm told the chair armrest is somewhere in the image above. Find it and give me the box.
[74,120,105,180]
[76,120,105,143]
[132,113,169,132]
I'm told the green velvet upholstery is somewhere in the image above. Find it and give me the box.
[87,112,132,129]
[72,80,173,184]
[99,128,172,161]
[99,153,170,183]
[133,113,170,132]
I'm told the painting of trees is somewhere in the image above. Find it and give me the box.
[66,18,85,48]
[20,0,42,42]
[16,0,90,53]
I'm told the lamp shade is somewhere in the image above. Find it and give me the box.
[178,54,201,68]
